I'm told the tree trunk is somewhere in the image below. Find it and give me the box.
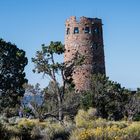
[51,84,63,122]
[58,94,63,121]
[52,78,63,122]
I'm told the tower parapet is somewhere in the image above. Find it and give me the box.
[64,16,105,91]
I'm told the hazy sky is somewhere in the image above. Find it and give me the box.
[0,0,140,89]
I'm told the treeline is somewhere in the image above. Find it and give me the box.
[0,38,140,122]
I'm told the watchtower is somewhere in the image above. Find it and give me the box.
[64,16,105,91]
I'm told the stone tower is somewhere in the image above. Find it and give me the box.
[64,16,105,91]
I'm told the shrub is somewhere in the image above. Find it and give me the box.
[8,116,21,125]
[0,122,20,140]
[70,108,140,140]
[18,118,38,128]
[0,122,10,139]
[75,108,106,129]
[42,123,70,140]
[70,126,124,140]
[0,114,8,124]
[107,121,128,129]
[69,129,81,140]
[17,118,41,140]
[31,126,43,140]
[123,122,140,140]
[16,118,70,140]
[75,109,93,128]
[80,91,94,110]
[133,114,140,121]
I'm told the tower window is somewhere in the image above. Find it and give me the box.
[84,27,90,33]
[66,28,70,35]
[92,43,98,49]
[92,27,99,35]
[93,62,97,65]
[74,27,79,34]
[94,28,98,34]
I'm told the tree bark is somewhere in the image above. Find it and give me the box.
[58,94,63,121]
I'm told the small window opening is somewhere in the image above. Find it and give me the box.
[93,27,100,35]
[67,28,70,35]
[94,28,98,34]
[92,43,98,49]
[95,46,98,50]
[74,27,79,34]
[84,27,90,33]
[94,62,97,65]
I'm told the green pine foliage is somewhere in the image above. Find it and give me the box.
[0,39,28,116]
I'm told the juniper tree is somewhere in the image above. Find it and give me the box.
[0,39,28,116]
[32,41,84,121]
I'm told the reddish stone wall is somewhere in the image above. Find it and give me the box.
[64,16,105,91]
